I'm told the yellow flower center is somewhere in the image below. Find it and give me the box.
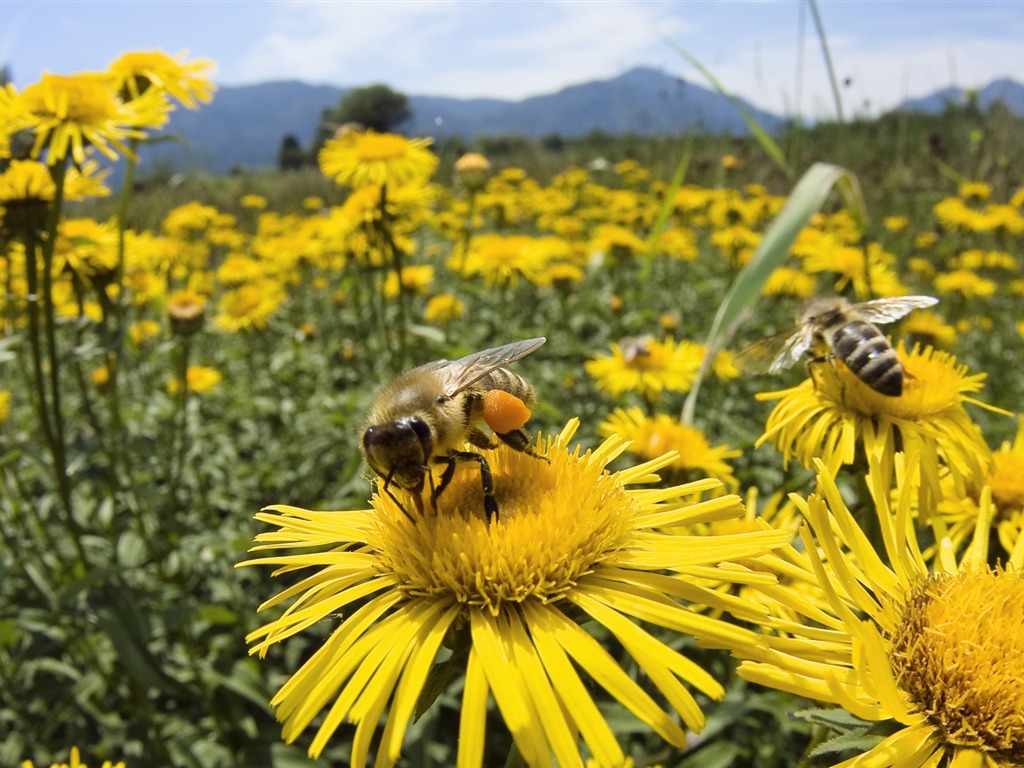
[225,285,263,317]
[355,134,415,162]
[816,344,982,420]
[22,74,119,122]
[990,449,1024,514]
[373,439,636,614]
[890,569,1024,763]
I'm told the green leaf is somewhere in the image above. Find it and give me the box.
[792,706,875,730]
[682,162,866,424]
[641,135,693,282]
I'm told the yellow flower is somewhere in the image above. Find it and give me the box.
[757,343,998,509]
[597,407,740,489]
[55,217,119,285]
[106,49,216,109]
[883,215,908,232]
[934,268,997,299]
[958,180,992,201]
[167,365,221,395]
[382,264,433,298]
[241,420,789,766]
[900,308,957,348]
[423,293,465,324]
[762,266,816,298]
[1,71,170,165]
[240,194,267,209]
[585,336,703,401]
[213,280,286,332]
[128,319,161,345]
[319,130,437,189]
[456,233,553,288]
[20,745,126,768]
[0,389,9,424]
[730,459,1024,768]
[91,365,110,389]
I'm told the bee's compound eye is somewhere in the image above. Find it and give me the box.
[404,417,433,449]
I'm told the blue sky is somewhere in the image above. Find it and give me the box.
[2,1,1022,120]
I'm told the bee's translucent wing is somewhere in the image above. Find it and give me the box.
[850,295,938,324]
[438,337,546,399]
[735,325,814,375]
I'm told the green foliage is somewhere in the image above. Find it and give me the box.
[324,83,413,136]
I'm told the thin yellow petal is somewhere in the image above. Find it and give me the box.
[470,609,552,768]
[378,604,461,766]
[505,610,583,768]
[458,647,489,768]
[528,603,687,746]
[522,602,625,768]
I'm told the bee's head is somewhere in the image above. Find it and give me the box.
[362,416,434,491]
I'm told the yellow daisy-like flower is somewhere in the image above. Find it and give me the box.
[597,407,740,489]
[21,745,126,768]
[167,365,222,395]
[757,343,997,509]
[382,264,434,298]
[213,280,286,332]
[762,266,817,298]
[107,49,215,109]
[241,420,789,767]
[319,130,437,189]
[128,319,161,346]
[456,233,553,288]
[423,293,465,324]
[0,389,10,424]
[883,215,909,232]
[730,459,1024,768]
[928,416,1024,559]
[55,217,119,284]
[585,336,703,401]
[934,268,997,300]
[900,308,957,348]
[240,193,267,210]
[1,71,170,165]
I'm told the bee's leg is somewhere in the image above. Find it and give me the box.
[382,470,418,522]
[435,450,498,521]
[466,428,497,450]
[495,428,550,463]
[432,456,457,502]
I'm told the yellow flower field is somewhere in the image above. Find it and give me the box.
[3,49,1024,768]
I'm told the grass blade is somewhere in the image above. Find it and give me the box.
[666,39,793,177]
[681,162,866,424]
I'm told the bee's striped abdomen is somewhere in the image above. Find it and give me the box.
[829,320,903,396]
[477,368,536,406]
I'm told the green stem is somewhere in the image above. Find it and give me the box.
[40,157,74,523]
[378,183,408,368]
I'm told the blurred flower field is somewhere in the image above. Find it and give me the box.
[3,51,1024,768]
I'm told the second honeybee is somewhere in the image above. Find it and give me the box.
[737,295,938,396]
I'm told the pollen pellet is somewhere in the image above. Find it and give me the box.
[483,390,531,433]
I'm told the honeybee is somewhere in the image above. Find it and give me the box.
[737,295,938,396]
[361,338,546,520]
[618,334,654,364]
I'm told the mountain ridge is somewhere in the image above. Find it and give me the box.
[138,67,1024,177]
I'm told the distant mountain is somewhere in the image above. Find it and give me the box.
[894,78,1024,115]
[136,68,1024,178]
[139,67,786,176]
